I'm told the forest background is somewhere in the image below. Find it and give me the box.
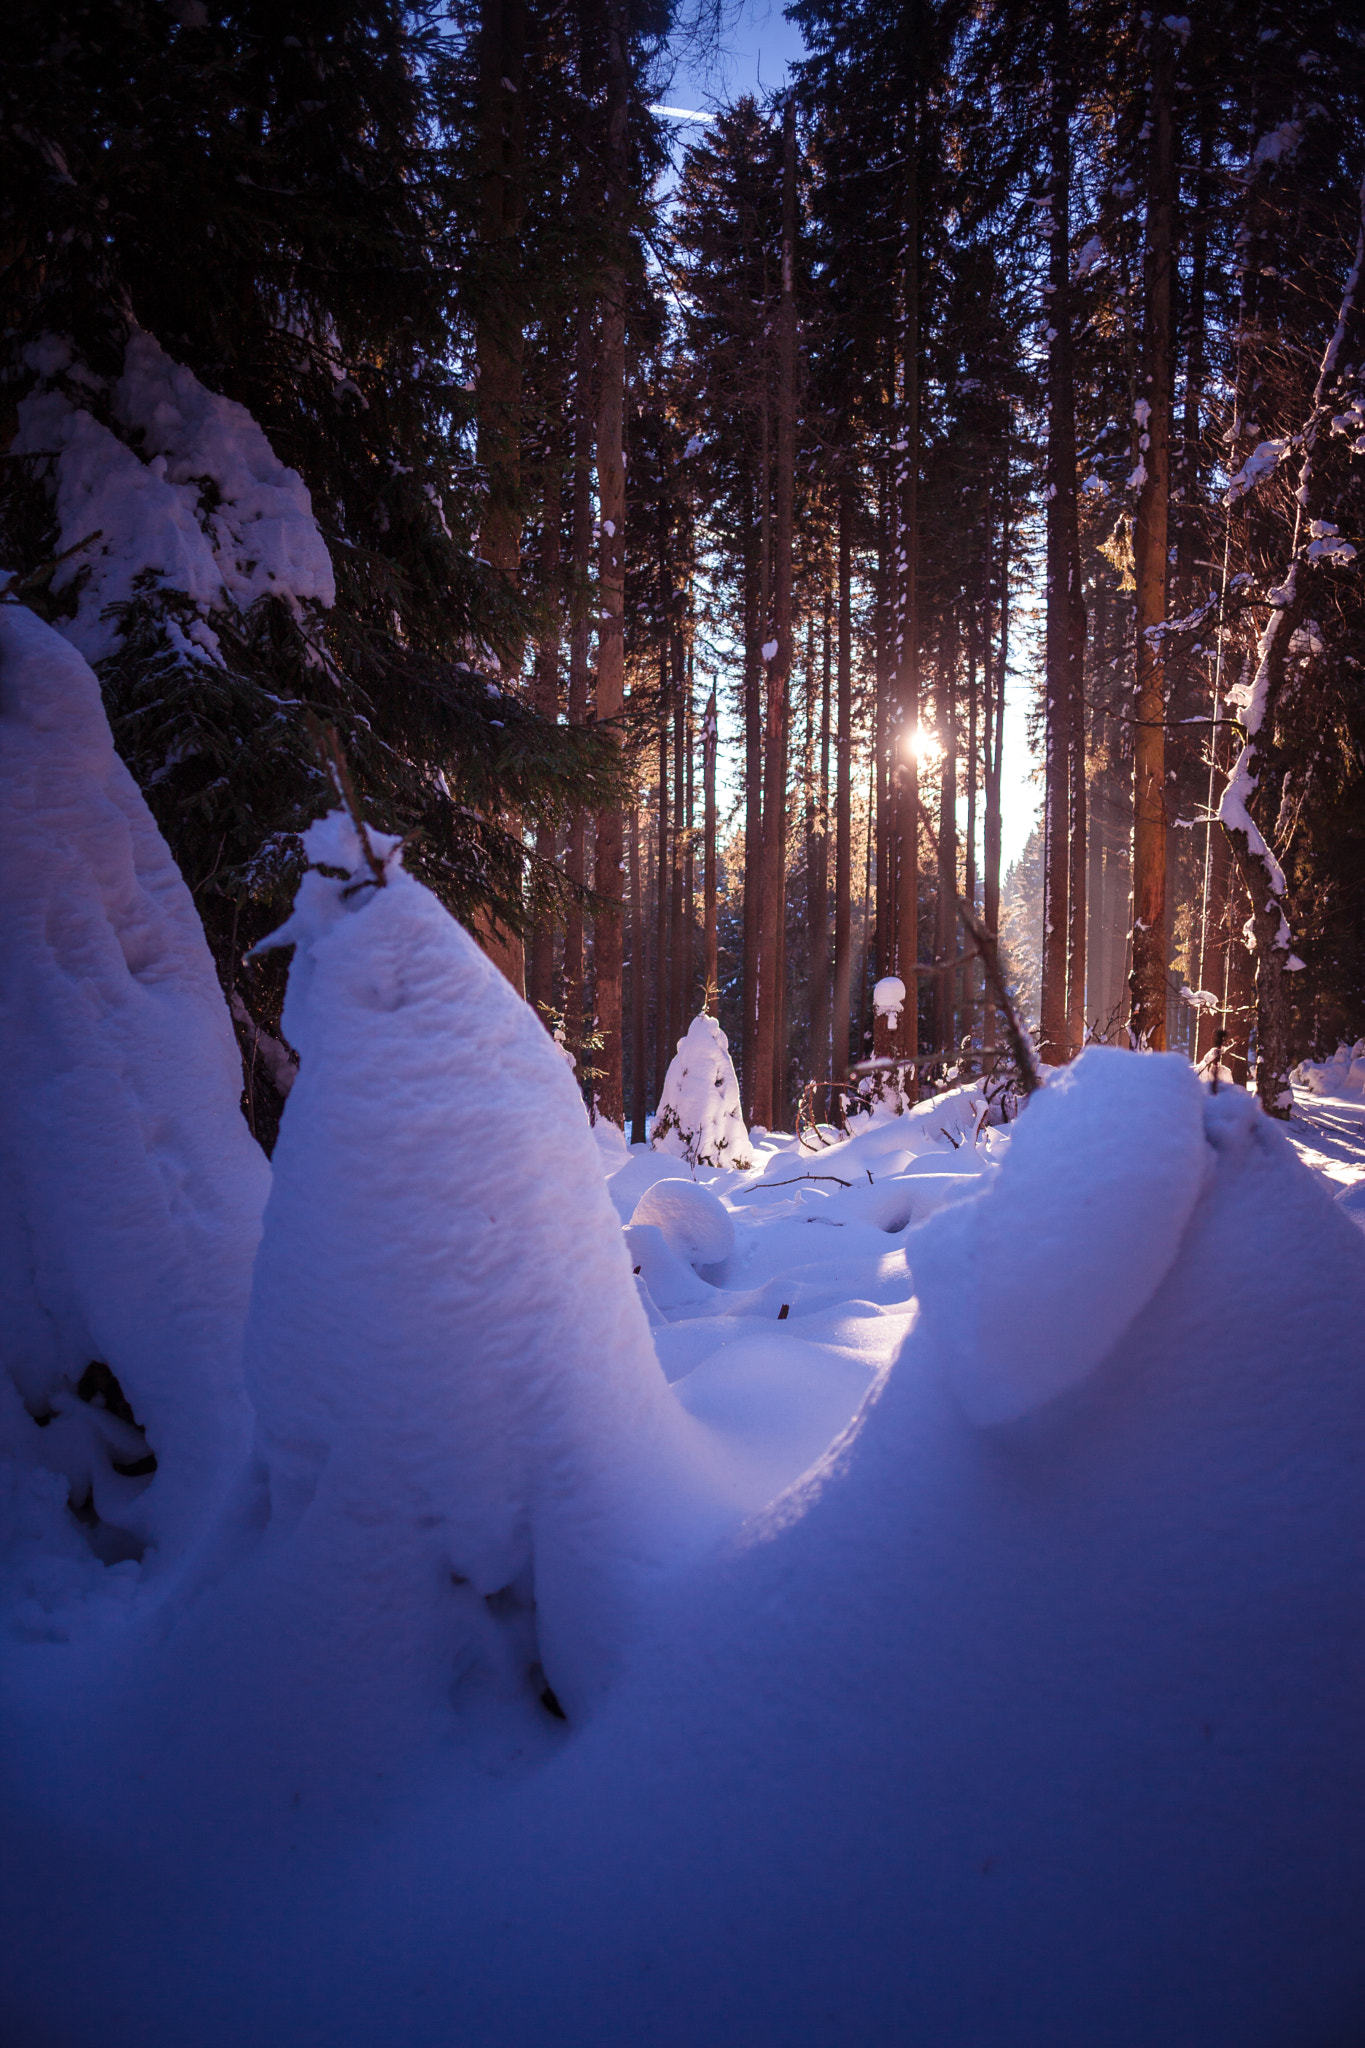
[3,0,1363,1141]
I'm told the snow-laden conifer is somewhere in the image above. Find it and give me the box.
[651,1013,753,1171]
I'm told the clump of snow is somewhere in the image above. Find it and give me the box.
[12,330,334,664]
[652,1013,753,1170]
[629,1179,735,1266]
[1294,1040,1365,1097]
[0,602,270,1583]
[915,1048,1209,1424]
[1223,436,1289,505]
[1252,119,1302,168]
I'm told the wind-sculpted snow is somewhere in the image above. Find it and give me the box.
[1,772,1361,2048]
[0,604,268,1591]
[916,1048,1210,1422]
[233,810,726,1744]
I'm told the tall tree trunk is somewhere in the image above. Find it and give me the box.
[832,481,854,1080]
[1127,23,1176,1049]
[685,638,696,1020]
[563,303,594,1076]
[630,804,647,1142]
[965,546,980,1052]
[703,684,718,1008]
[1067,602,1088,1053]
[1039,3,1083,1064]
[983,442,1009,1054]
[773,682,790,1126]
[893,115,920,1094]
[874,460,893,995]
[591,0,629,1123]
[472,0,529,994]
[528,353,563,1024]
[809,595,832,1077]
[670,632,687,1050]
[742,479,763,1116]
[654,684,670,1101]
[936,627,957,1054]
[754,95,797,1130]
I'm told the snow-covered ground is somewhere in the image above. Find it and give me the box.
[1288,1050,1365,1232]
[1,606,1362,2048]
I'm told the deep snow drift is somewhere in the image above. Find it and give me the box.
[1,618,1362,2046]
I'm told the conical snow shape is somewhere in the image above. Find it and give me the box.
[0,603,268,1577]
[652,1012,753,1169]
[236,815,710,1754]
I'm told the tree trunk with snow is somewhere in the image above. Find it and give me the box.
[1127,24,1176,1050]
[1218,173,1365,1117]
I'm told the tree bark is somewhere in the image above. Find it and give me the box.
[702,684,718,1008]
[982,441,1009,1054]
[1127,23,1175,1049]
[591,0,629,1124]
[1040,3,1084,1064]
[563,302,594,1077]
[832,481,854,1079]
[809,596,832,1077]
[893,106,920,1094]
[630,804,647,1142]
[669,632,687,1051]
[742,477,763,1117]
[528,351,563,1024]
[654,685,670,1101]
[754,95,796,1129]
[471,0,529,994]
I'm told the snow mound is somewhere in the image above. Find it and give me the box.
[0,603,270,1580]
[1294,1040,1365,1097]
[629,1178,734,1266]
[914,1048,1209,1424]
[652,1013,753,1169]
[12,331,334,663]
[239,813,715,1731]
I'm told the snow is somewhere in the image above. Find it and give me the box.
[1223,436,1288,505]
[628,1177,735,1265]
[1251,120,1302,168]
[916,1049,1209,1424]
[651,1011,753,1169]
[1,740,1363,2046]
[0,603,270,1595]
[12,330,334,663]
[872,972,906,1027]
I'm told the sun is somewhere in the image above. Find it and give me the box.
[903,724,943,774]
